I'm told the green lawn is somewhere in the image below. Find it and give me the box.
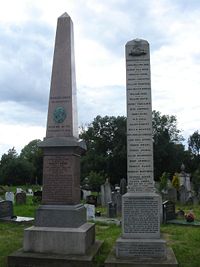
[1,199,200,267]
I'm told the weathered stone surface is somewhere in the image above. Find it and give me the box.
[42,150,81,205]
[8,13,100,267]
[46,13,78,139]
[23,223,95,255]
[106,38,178,265]
[8,241,103,267]
[0,200,13,218]
[105,247,178,267]
[126,39,154,193]
[116,238,166,259]
[35,204,86,227]
[122,192,160,239]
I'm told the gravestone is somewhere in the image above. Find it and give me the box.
[107,202,117,218]
[84,204,95,220]
[112,191,122,216]
[179,185,187,204]
[16,192,27,205]
[16,188,23,194]
[163,200,176,223]
[106,39,177,266]
[167,187,177,202]
[27,189,33,196]
[8,13,101,267]
[119,178,127,195]
[5,192,15,203]
[82,189,92,200]
[0,200,13,218]
[101,179,112,206]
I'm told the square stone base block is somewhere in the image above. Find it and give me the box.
[35,204,86,228]
[105,246,178,267]
[23,223,95,255]
[8,240,103,267]
[116,237,166,259]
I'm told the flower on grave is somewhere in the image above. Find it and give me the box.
[185,211,195,222]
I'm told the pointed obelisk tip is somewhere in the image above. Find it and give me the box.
[59,12,70,18]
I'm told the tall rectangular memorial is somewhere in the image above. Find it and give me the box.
[105,39,177,266]
[8,13,101,267]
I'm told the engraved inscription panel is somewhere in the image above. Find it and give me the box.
[42,155,80,204]
[123,197,159,235]
[126,41,154,193]
[117,242,165,258]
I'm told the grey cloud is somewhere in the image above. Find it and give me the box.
[0,20,54,112]
[77,85,126,125]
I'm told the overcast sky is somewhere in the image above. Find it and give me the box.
[0,0,200,156]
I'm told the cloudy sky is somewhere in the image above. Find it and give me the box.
[0,0,200,156]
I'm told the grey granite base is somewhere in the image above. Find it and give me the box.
[35,204,86,227]
[23,223,95,255]
[105,246,178,267]
[8,240,103,267]
[116,237,166,259]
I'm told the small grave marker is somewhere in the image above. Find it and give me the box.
[163,200,176,223]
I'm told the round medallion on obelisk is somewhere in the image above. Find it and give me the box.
[53,106,66,123]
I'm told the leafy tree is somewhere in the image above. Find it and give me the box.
[80,115,126,185]
[0,157,34,185]
[152,110,183,143]
[188,131,200,156]
[86,171,107,192]
[20,139,43,184]
[152,111,185,180]
[0,148,18,184]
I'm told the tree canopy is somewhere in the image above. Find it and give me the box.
[80,111,188,185]
[0,140,43,185]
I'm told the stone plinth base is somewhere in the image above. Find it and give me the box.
[105,247,178,267]
[24,223,95,255]
[35,204,86,227]
[116,237,166,259]
[8,240,103,267]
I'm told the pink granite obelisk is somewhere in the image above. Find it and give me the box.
[40,12,85,206]
[8,14,102,265]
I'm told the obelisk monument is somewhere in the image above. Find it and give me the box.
[8,13,101,267]
[106,39,177,266]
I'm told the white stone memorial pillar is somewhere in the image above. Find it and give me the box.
[115,39,166,259]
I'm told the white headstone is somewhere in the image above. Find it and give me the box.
[84,204,95,220]
[82,190,91,200]
[27,189,33,196]
[16,188,23,194]
[5,192,15,203]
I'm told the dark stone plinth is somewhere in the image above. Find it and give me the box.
[8,240,103,267]
[42,148,81,205]
[35,204,86,227]
[105,247,178,267]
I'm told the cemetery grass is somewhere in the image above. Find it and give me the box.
[1,202,200,266]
